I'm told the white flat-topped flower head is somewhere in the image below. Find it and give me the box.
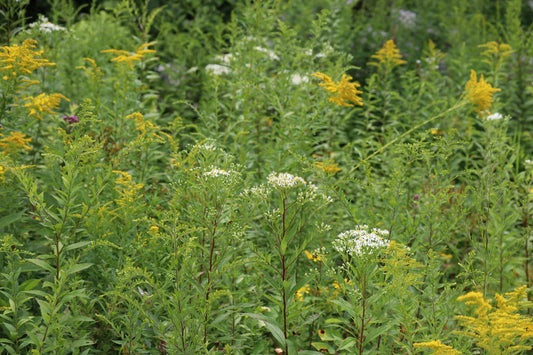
[333,225,390,257]
[267,172,306,189]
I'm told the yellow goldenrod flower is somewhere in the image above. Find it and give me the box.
[0,39,55,76]
[479,41,513,59]
[0,164,5,183]
[465,70,500,114]
[455,286,533,353]
[77,57,103,82]
[314,161,342,174]
[295,284,310,302]
[413,340,461,355]
[304,250,322,262]
[125,111,169,142]
[148,226,159,235]
[0,131,32,153]
[23,93,69,119]
[369,39,406,67]
[112,170,144,206]
[101,42,156,69]
[312,72,363,107]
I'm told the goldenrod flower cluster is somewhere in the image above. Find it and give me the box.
[312,72,363,107]
[77,57,103,82]
[101,42,156,69]
[0,131,32,154]
[304,249,323,262]
[465,70,500,114]
[125,112,169,142]
[0,164,6,183]
[369,39,407,67]
[0,39,55,79]
[413,340,461,355]
[455,285,533,353]
[23,93,69,119]
[295,284,310,301]
[314,161,342,174]
[112,170,144,206]
[479,41,513,59]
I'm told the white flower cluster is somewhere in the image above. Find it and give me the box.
[485,112,504,120]
[241,186,270,199]
[290,74,309,85]
[29,16,66,33]
[205,64,231,76]
[333,225,390,257]
[254,46,279,60]
[194,141,218,152]
[395,9,417,28]
[267,172,306,188]
[203,168,231,178]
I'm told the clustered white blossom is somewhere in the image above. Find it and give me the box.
[205,64,231,76]
[214,53,236,64]
[485,112,504,120]
[395,9,417,28]
[194,141,218,151]
[29,16,66,33]
[203,168,231,178]
[267,172,306,188]
[241,186,270,199]
[333,225,390,257]
[254,46,279,60]
[290,74,309,85]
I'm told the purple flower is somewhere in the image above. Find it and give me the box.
[62,115,79,124]
[413,194,420,201]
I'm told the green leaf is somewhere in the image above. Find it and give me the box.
[3,322,16,337]
[27,259,55,273]
[243,313,286,346]
[36,299,52,321]
[64,241,91,252]
[311,342,334,354]
[263,320,286,347]
[65,263,93,276]
[19,279,41,292]
[0,212,24,229]
[339,337,357,351]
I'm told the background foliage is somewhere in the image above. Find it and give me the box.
[2,0,533,354]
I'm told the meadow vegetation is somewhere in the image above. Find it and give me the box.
[2,0,533,353]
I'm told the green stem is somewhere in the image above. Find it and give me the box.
[336,100,468,187]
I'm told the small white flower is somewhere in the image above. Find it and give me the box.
[333,225,390,257]
[267,172,306,188]
[215,53,236,64]
[29,16,66,33]
[290,74,309,85]
[194,142,217,151]
[485,112,504,120]
[204,168,231,178]
[254,46,279,60]
[205,64,231,75]
[396,9,417,28]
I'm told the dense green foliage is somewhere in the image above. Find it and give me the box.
[2,0,533,354]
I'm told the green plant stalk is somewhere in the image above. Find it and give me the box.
[336,100,468,187]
